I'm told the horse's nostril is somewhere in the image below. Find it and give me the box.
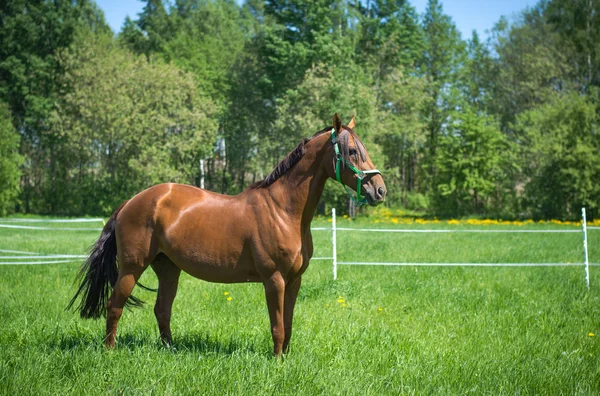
[377,187,385,198]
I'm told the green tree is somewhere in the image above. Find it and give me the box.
[120,0,253,193]
[162,0,249,108]
[356,0,424,84]
[376,68,427,208]
[0,0,110,213]
[489,10,570,133]
[515,91,600,219]
[420,0,466,189]
[462,30,495,112]
[545,0,600,92]
[51,33,218,215]
[120,0,175,57]
[0,103,23,215]
[433,99,514,216]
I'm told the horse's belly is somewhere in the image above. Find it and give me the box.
[161,245,261,283]
[180,260,261,283]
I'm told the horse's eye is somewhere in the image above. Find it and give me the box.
[349,148,358,156]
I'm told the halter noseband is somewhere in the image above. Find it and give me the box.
[331,129,381,206]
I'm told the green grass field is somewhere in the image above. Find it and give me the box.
[1,217,599,394]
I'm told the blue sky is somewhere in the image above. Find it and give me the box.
[96,0,536,39]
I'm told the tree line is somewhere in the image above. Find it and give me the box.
[1,0,599,219]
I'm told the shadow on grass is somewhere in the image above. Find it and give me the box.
[49,331,259,356]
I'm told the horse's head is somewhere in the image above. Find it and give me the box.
[324,113,386,206]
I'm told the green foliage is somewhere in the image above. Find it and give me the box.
[50,33,217,215]
[0,0,111,213]
[516,91,600,219]
[421,0,466,184]
[0,104,23,215]
[356,0,424,77]
[375,68,427,207]
[121,0,249,109]
[432,100,516,217]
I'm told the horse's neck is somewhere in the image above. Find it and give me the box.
[266,137,329,229]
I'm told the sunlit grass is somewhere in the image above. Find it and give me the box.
[0,216,599,394]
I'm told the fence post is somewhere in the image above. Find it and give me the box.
[332,208,337,280]
[582,207,590,289]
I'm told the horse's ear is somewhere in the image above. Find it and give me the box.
[348,115,356,130]
[333,113,343,133]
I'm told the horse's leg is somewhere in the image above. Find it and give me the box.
[151,254,181,346]
[105,263,147,348]
[263,271,285,356]
[282,275,302,353]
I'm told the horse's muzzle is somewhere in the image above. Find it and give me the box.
[364,184,386,206]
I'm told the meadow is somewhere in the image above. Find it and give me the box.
[0,215,599,394]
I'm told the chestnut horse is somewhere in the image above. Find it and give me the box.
[69,114,386,355]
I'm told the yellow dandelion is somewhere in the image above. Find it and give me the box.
[325,303,329,307]
[378,308,383,312]
[227,296,232,301]
[337,299,345,303]
[341,303,347,307]
[589,332,595,337]
[224,291,230,295]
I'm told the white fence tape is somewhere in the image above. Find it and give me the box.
[0,248,87,265]
[0,224,102,231]
[0,218,103,223]
[339,261,599,267]
[0,248,40,255]
[0,259,80,265]
[335,227,581,233]
[0,255,87,259]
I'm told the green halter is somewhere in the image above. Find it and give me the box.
[331,129,381,206]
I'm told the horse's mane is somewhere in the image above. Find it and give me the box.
[251,125,366,189]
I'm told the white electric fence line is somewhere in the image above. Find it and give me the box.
[0,224,332,232]
[0,255,87,259]
[339,261,594,267]
[0,259,80,265]
[0,218,103,223]
[0,224,102,231]
[335,227,581,233]
[1,224,591,233]
[0,248,40,255]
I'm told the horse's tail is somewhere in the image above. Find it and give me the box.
[67,200,145,318]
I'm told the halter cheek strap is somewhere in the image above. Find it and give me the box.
[331,129,381,206]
